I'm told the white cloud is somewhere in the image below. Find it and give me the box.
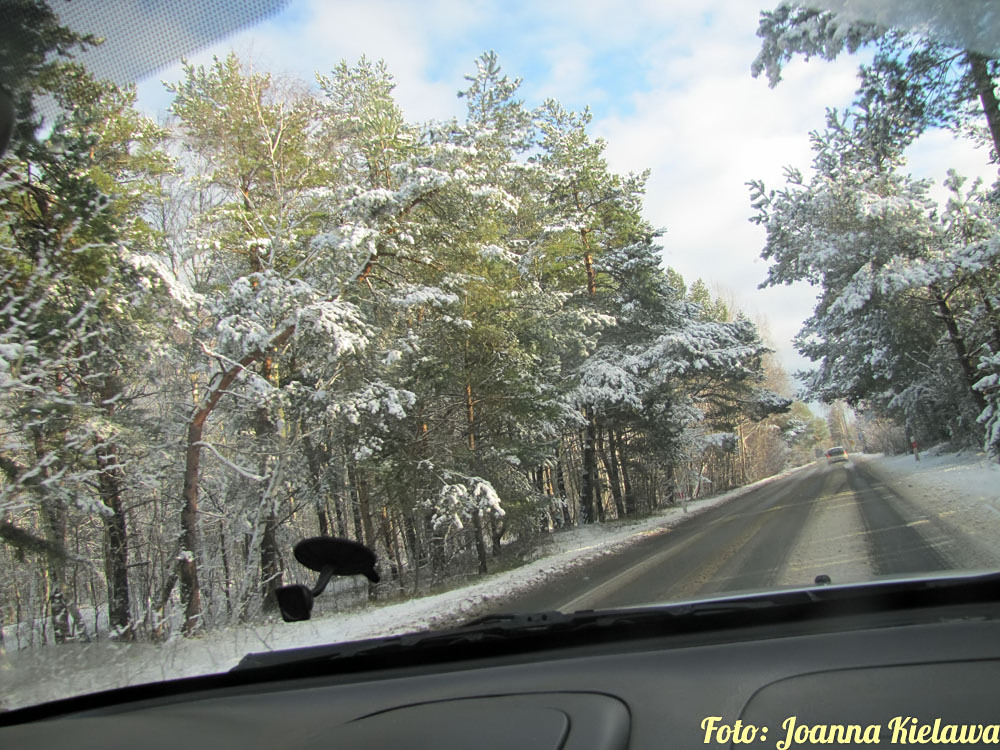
[589,2,862,380]
[131,0,995,386]
[907,129,998,198]
[137,0,476,123]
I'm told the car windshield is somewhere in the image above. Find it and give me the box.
[2,0,999,712]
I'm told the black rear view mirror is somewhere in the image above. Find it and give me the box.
[276,537,379,622]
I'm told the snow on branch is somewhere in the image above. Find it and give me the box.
[423,473,505,532]
[193,442,268,482]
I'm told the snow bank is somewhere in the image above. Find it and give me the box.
[863,445,1000,515]
[0,464,810,709]
[13,451,997,710]
[858,446,1000,571]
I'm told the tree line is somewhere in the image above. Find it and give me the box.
[750,2,1000,456]
[1,2,819,645]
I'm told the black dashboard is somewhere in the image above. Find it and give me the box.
[4,577,1000,749]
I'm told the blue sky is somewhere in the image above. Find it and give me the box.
[135,0,681,123]
[129,0,997,387]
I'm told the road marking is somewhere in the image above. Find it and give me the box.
[554,523,717,612]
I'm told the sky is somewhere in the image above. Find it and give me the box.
[116,0,997,388]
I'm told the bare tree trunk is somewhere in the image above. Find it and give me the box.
[256,356,282,613]
[931,284,988,413]
[316,503,330,537]
[41,508,70,643]
[465,380,477,453]
[402,509,422,595]
[381,507,405,593]
[738,423,749,485]
[968,52,1000,160]
[95,374,132,638]
[471,511,489,574]
[28,422,79,644]
[464,376,490,573]
[349,460,364,542]
[259,511,282,612]
[97,439,131,638]
[179,325,296,637]
[403,509,422,566]
[580,227,597,295]
[179,419,204,636]
[490,516,505,556]
[358,470,376,549]
[616,431,636,515]
[302,434,331,536]
[218,528,233,619]
[597,426,625,518]
[347,460,378,600]
[579,408,599,523]
[555,454,571,527]
[424,513,446,580]
[535,467,549,533]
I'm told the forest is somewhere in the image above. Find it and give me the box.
[6,0,999,648]
[750,4,1000,456]
[0,3,815,644]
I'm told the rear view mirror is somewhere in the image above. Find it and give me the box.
[276,537,379,622]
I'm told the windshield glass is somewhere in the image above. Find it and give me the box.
[2,0,999,711]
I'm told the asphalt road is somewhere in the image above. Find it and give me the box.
[497,458,965,613]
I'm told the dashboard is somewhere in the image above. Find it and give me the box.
[3,580,1000,749]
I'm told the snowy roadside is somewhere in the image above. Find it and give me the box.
[11,449,997,710]
[856,446,1000,570]
[776,447,1000,590]
[1,462,811,709]
[860,445,1000,518]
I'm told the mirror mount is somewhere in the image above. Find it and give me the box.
[276,537,379,623]
[311,565,336,597]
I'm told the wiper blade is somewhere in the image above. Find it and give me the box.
[234,572,1000,673]
[234,610,585,670]
[460,609,571,629]
[232,597,799,672]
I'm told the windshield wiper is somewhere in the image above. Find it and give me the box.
[231,592,843,671]
[234,571,1000,673]
[7,572,1000,727]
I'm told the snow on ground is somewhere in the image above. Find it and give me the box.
[864,444,1000,520]
[0,463,809,710]
[4,449,999,710]
[859,445,1000,571]
[778,446,1000,588]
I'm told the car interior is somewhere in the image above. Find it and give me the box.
[3,1,1000,747]
[3,572,1000,748]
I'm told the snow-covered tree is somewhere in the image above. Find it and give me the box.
[751,104,999,449]
[1,54,172,640]
[1,40,801,644]
[753,3,1000,160]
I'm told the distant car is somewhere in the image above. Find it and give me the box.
[826,446,849,463]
